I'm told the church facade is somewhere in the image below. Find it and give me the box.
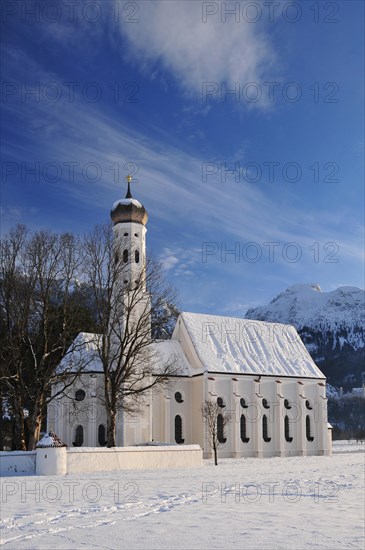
[48,182,331,458]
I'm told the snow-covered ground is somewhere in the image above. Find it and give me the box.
[1,442,364,549]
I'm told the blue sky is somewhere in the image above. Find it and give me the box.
[1,0,364,315]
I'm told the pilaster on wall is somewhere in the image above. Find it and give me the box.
[164,394,171,443]
[254,379,263,458]
[276,394,284,457]
[317,383,329,454]
[295,381,305,455]
[233,402,241,456]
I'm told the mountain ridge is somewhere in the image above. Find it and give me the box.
[245,283,365,389]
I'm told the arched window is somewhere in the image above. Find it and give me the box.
[174,415,184,444]
[74,425,84,447]
[135,250,140,263]
[306,415,314,442]
[217,413,227,443]
[284,399,292,410]
[217,397,225,408]
[240,414,249,443]
[240,398,248,409]
[98,424,107,447]
[284,415,293,442]
[262,414,271,442]
[174,391,184,403]
[305,400,313,410]
[262,398,270,409]
[75,389,85,402]
[123,249,128,263]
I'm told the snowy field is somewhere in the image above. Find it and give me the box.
[1,442,364,549]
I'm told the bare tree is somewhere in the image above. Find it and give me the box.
[0,225,94,450]
[201,400,232,465]
[0,225,29,449]
[82,224,179,447]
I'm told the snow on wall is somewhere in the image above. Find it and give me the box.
[0,451,36,476]
[179,312,325,378]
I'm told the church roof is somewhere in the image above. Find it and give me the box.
[149,340,191,375]
[58,314,325,380]
[177,312,325,379]
[57,333,191,376]
[57,332,102,374]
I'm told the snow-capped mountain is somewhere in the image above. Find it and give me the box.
[245,284,365,389]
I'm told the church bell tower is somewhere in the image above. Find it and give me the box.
[110,176,150,334]
[110,175,148,289]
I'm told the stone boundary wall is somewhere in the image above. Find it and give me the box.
[0,445,203,476]
[67,445,203,474]
[0,451,36,476]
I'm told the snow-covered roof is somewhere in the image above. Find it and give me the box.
[58,313,325,379]
[178,312,325,378]
[58,333,191,376]
[36,431,67,448]
[149,340,191,376]
[57,332,103,373]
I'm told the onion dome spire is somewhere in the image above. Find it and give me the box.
[110,175,148,226]
[125,175,133,198]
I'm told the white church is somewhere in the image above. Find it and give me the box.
[48,179,331,458]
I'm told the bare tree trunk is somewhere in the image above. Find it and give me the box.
[201,400,231,466]
[106,408,117,447]
[12,394,26,451]
[213,441,218,466]
[27,396,44,450]
[0,392,4,451]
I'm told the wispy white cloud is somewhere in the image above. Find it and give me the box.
[119,1,278,99]
[160,248,179,270]
[159,247,200,278]
[3,50,363,272]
